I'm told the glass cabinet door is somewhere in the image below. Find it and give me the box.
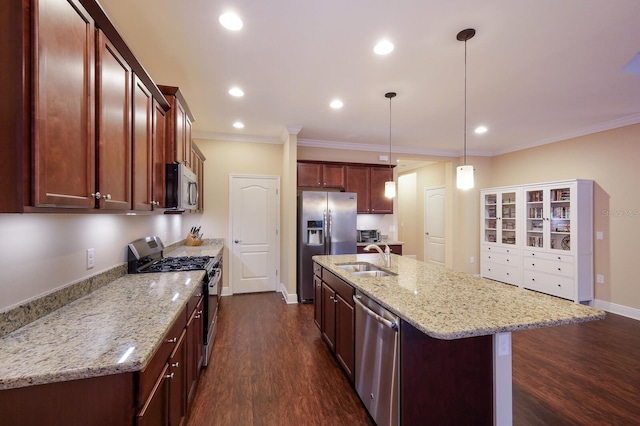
[483,193,498,243]
[549,186,571,251]
[525,185,573,251]
[483,190,518,246]
[526,188,544,248]
[500,191,517,245]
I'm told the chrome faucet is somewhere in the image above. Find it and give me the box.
[364,243,391,268]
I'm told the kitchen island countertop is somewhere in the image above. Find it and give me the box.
[313,253,604,340]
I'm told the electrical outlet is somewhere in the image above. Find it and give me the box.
[470,256,475,264]
[87,248,95,269]
[596,231,604,240]
[597,274,604,284]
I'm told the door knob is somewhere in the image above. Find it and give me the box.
[234,239,242,243]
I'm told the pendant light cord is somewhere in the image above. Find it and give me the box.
[385,92,396,168]
[389,96,392,167]
[464,37,468,166]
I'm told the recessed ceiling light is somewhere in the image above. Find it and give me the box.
[219,12,243,31]
[374,40,394,55]
[233,122,245,129]
[229,87,244,97]
[330,99,343,109]
[475,125,488,134]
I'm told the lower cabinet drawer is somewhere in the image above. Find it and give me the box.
[524,257,574,277]
[523,270,575,300]
[482,251,519,267]
[481,262,521,286]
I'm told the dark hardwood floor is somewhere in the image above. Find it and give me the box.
[187,292,640,426]
[512,313,640,425]
[186,292,374,426]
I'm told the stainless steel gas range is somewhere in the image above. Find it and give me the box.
[127,236,221,366]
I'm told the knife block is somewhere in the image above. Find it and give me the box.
[185,233,202,246]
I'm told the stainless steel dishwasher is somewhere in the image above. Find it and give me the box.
[353,290,399,426]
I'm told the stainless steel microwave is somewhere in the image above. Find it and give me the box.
[166,163,198,210]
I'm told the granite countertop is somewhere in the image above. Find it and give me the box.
[313,253,605,340]
[165,238,224,258]
[0,239,225,391]
[0,270,205,390]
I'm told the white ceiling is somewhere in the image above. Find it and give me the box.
[99,0,640,158]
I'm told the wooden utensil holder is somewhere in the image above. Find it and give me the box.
[185,233,202,246]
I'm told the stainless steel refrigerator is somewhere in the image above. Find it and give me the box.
[297,191,357,303]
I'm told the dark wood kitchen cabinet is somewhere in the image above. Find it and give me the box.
[0,0,171,213]
[132,75,154,211]
[357,244,403,255]
[369,167,394,214]
[96,30,132,210]
[152,99,168,210]
[186,295,204,404]
[191,143,206,213]
[30,0,97,209]
[315,263,355,382]
[346,165,394,214]
[297,162,345,188]
[345,165,370,213]
[160,85,195,169]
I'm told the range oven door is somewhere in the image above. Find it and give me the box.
[203,265,221,366]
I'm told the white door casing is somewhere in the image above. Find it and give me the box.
[424,187,445,266]
[229,175,280,294]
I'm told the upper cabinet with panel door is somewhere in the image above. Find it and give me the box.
[297,162,345,189]
[159,85,195,169]
[296,161,394,214]
[0,0,170,213]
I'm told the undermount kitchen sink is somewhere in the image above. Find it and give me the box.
[337,263,396,278]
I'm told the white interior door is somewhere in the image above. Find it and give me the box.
[424,187,445,266]
[230,175,279,294]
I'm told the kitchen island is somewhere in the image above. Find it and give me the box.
[312,253,604,425]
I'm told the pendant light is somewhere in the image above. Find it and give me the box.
[384,92,397,198]
[456,28,476,190]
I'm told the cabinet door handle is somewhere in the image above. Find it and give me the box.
[171,362,179,368]
[166,337,177,343]
[91,192,101,199]
[102,193,111,200]
[165,373,174,380]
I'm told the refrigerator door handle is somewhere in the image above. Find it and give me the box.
[323,210,328,253]
[327,209,333,254]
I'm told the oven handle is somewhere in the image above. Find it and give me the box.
[208,269,222,288]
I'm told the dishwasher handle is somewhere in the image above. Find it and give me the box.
[353,295,398,330]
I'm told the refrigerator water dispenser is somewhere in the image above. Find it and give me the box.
[307,220,323,245]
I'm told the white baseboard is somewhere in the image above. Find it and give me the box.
[279,282,298,304]
[221,286,232,297]
[594,299,640,321]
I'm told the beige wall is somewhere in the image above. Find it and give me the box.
[486,124,640,310]
[193,138,285,291]
[0,213,185,311]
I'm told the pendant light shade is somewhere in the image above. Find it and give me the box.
[385,180,396,198]
[385,92,396,199]
[456,28,475,190]
[456,165,474,190]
